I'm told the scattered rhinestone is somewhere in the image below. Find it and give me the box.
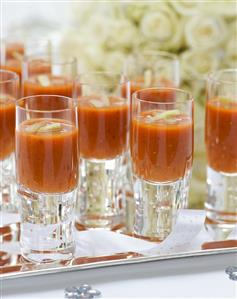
[65,284,101,298]
[225,266,237,281]
[225,266,237,275]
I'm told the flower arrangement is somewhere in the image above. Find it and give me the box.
[61,1,237,208]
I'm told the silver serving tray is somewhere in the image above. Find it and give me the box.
[1,215,236,280]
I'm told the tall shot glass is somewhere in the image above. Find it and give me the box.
[74,72,130,230]
[205,69,237,228]
[131,88,194,241]
[0,70,19,212]
[123,51,180,233]
[16,95,78,263]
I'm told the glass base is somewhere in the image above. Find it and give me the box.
[133,172,191,241]
[76,155,128,229]
[0,153,18,213]
[205,166,237,227]
[18,186,76,263]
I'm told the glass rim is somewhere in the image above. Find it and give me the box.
[0,69,19,84]
[208,68,237,85]
[16,94,75,113]
[75,71,130,86]
[133,87,194,105]
[23,53,77,65]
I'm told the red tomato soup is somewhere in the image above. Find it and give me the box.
[77,96,129,160]
[206,98,237,173]
[131,110,193,182]
[16,118,78,193]
[23,75,73,97]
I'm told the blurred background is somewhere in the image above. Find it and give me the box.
[2,0,237,209]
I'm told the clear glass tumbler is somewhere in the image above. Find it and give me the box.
[16,95,78,263]
[205,69,237,228]
[22,53,77,97]
[124,51,180,233]
[74,72,130,230]
[131,88,194,241]
[0,70,19,212]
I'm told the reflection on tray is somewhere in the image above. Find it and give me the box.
[0,223,20,242]
[72,252,143,265]
[0,249,143,275]
[202,240,237,250]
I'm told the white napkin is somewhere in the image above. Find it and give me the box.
[75,209,207,257]
[75,229,154,257]
[139,209,207,255]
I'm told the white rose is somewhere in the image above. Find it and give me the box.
[185,14,227,49]
[106,19,139,50]
[83,46,107,71]
[61,26,110,72]
[83,15,115,45]
[181,49,220,80]
[140,5,183,50]
[169,0,203,16]
[104,51,126,73]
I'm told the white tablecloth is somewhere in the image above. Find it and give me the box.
[2,252,237,298]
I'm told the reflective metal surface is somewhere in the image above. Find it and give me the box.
[1,214,236,280]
